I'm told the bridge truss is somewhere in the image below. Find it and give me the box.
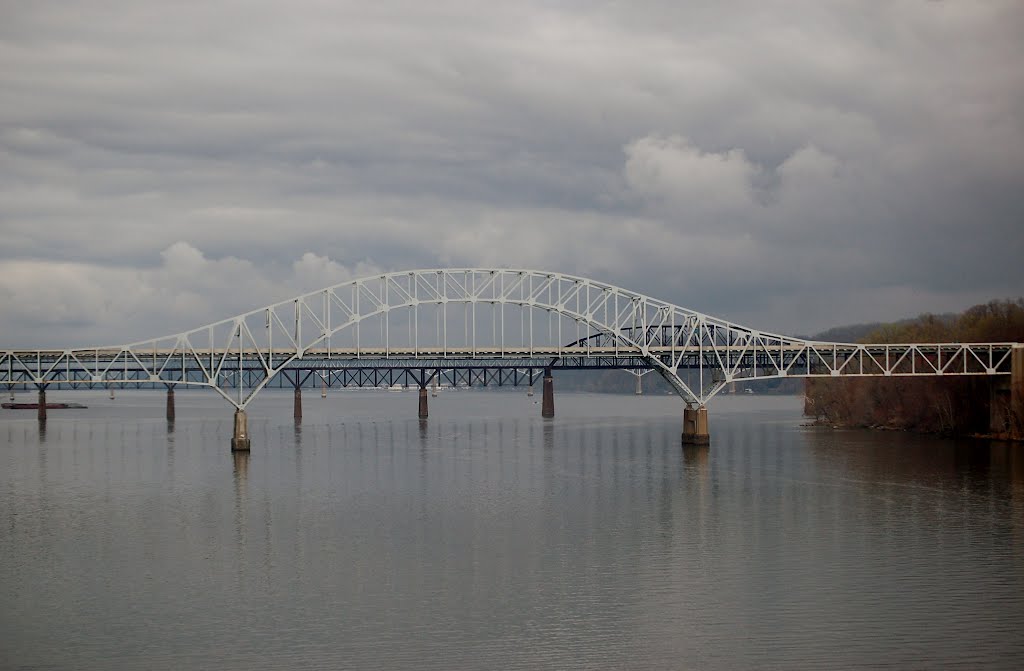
[2,269,1018,409]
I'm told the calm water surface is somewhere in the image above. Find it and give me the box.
[2,390,1023,669]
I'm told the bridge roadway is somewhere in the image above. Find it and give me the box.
[5,344,1016,398]
[3,267,1021,448]
[6,343,1017,373]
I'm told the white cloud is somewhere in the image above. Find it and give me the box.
[291,253,383,290]
[0,244,382,347]
[624,135,757,217]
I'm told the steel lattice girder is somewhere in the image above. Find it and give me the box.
[1,269,1018,407]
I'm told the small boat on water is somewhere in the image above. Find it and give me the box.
[2,402,88,410]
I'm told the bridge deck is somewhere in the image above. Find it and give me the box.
[7,344,1018,357]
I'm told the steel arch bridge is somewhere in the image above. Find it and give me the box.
[2,269,1018,411]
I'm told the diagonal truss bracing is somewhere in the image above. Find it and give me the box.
[2,269,1019,408]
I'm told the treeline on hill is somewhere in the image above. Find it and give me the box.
[804,299,1024,436]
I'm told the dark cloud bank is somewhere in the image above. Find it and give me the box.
[1,1,1022,347]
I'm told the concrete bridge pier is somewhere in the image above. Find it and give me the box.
[37,387,47,422]
[991,346,1024,440]
[527,384,534,397]
[542,369,554,418]
[682,403,710,445]
[1013,346,1024,440]
[635,374,643,395]
[418,386,429,419]
[293,386,302,422]
[166,386,175,422]
[231,409,250,451]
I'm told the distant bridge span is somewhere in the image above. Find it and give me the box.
[3,269,1021,447]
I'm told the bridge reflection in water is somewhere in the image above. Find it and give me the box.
[3,269,1021,448]
[4,393,1022,668]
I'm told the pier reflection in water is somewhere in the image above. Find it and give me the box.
[1,391,1023,670]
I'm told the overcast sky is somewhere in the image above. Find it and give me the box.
[2,1,1022,347]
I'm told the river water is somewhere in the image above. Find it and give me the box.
[1,389,1023,669]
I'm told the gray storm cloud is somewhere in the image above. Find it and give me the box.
[1,1,1022,347]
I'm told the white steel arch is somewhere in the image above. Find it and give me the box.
[2,268,1018,409]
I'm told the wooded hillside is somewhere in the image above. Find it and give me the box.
[804,299,1024,436]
